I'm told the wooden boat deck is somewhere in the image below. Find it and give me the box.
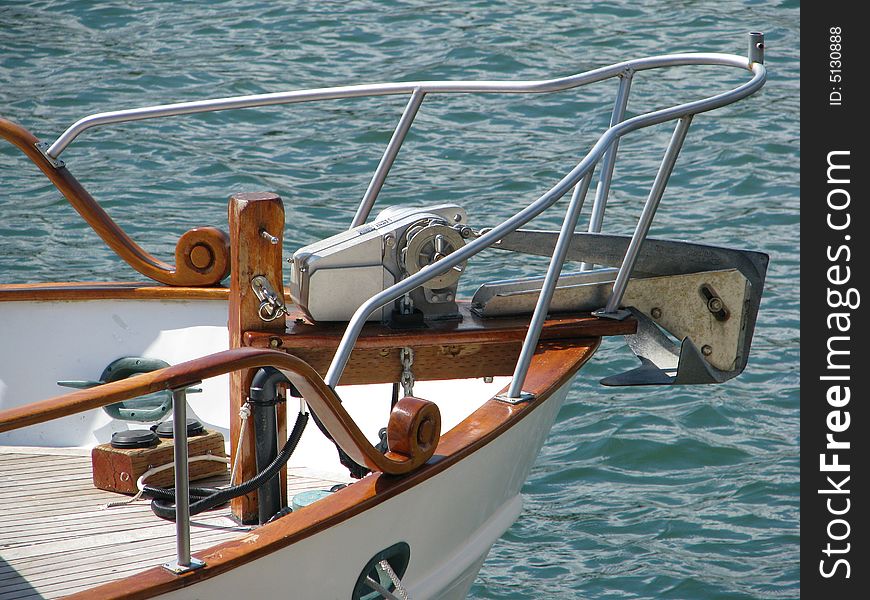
[0,449,348,599]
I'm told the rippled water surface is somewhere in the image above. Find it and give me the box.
[1,1,799,598]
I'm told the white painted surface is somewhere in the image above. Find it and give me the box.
[0,295,572,598]
[289,376,510,475]
[0,299,229,447]
[0,298,508,479]
[155,381,572,600]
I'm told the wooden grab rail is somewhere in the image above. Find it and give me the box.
[0,347,439,476]
[0,117,229,287]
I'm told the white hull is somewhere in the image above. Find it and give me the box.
[155,380,570,600]
[0,297,575,598]
[0,298,230,447]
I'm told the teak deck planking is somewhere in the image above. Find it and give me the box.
[0,451,345,600]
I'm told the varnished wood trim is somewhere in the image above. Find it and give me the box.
[387,396,441,457]
[246,305,635,384]
[0,281,229,302]
[249,305,635,350]
[62,338,598,600]
[0,117,229,287]
[228,192,288,522]
[0,348,431,477]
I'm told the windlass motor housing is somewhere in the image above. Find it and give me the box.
[289,204,469,323]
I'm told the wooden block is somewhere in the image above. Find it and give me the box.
[229,192,287,523]
[244,305,638,385]
[91,430,227,495]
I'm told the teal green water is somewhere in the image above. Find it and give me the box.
[1,1,799,598]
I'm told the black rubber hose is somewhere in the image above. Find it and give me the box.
[144,410,309,521]
[249,367,285,523]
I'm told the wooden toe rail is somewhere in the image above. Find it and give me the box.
[0,117,229,286]
[0,347,436,476]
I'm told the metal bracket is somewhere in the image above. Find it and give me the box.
[599,308,731,386]
[591,307,631,321]
[251,275,287,322]
[34,141,65,168]
[495,391,536,405]
[483,230,769,386]
[163,557,206,575]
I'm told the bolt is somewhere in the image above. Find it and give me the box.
[701,345,713,357]
[483,376,494,383]
[651,307,663,319]
[384,234,395,248]
[379,348,390,357]
[260,230,279,245]
[707,297,724,313]
[269,337,282,348]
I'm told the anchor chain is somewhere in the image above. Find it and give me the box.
[378,559,411,600]
[399,347,415,397]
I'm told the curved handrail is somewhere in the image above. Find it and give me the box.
[4,37,766,391]
[0,117,229,287]
[0,347,437,475]
[6,45,762,293]
[43,52,754,160]
[323,59,767,388]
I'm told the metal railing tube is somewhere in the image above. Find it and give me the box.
[323,154,597,388]
[164,387,204,573]
[324,61,764,388]
[580,70,633,270]
[601,115,694,315]
[507,170,594,398]
[351,88,426,228]
[44,52,757,160]
[749,32,765,65]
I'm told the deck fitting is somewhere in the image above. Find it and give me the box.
[495,391,536,405]
[163,557,206,575]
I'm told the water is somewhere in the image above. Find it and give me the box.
[0,1,799,597]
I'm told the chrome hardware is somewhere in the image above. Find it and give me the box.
[399,294,414,315]
[351,88,425,229]
[260,229,279,245]
[749,32,765,65]
[34,141,65,168]
[485,230,767,386]
[402,223,466,291]
[321,34,766,390]
[290,204,467,323]
[251,275,288,322]
[163,385,207,575]
[399,347,415,397]
[495,391,536,405]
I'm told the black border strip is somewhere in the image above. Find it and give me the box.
[801,7,868,597]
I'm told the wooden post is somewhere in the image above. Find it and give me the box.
[228,192,286,524]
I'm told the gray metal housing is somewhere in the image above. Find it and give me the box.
[289,204,467,322]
